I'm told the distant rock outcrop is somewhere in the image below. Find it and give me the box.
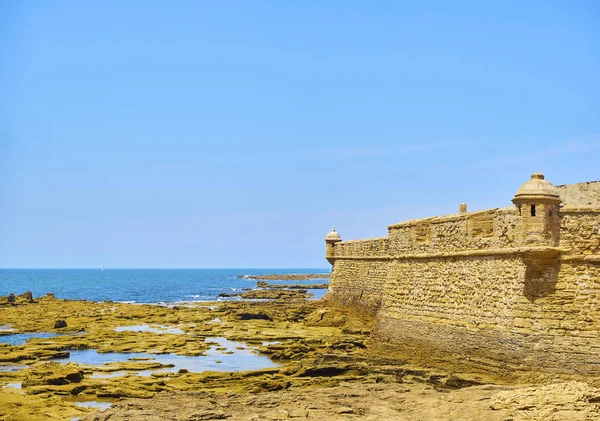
[237,274,330,281]
[257,281,329,290]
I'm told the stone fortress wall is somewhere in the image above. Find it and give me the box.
[325,175,600,377]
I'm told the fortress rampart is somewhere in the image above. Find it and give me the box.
[325,175,600,377]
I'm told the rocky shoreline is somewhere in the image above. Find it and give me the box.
[217,280,329,300]
[237,274,330,281]
[1,289,600,420]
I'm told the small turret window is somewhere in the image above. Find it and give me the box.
[530,205,536,217]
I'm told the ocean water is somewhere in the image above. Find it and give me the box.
[0,268,329,304]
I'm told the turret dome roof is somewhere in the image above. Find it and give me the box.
[513,172,561,203]
[325,227,341,241]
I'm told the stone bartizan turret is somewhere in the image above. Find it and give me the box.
[512,172,562,246]
[325,227,341,264]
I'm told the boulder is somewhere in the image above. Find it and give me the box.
[54,320,67,329]
[23,362,84,387]
[20,291,33,302]
[7,293,15,303]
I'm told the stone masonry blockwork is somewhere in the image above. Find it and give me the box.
[325,176,600,376]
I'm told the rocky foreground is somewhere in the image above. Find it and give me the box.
[1,290,600,420]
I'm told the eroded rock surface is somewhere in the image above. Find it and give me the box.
[1,292,599,421]
[24,362,84,387]
[82,381,600,421]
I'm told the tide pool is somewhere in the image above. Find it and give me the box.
[54,337,280,374]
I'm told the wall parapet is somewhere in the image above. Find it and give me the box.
[560,205,600,213]
[557,181,600,206]
[333,246,566,261]
[332,205,600,262]
[334,236,389,258]
[384,207,522,256]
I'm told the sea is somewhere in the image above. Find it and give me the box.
[0,268,330,304]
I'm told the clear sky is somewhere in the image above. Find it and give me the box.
[0,1,598,268]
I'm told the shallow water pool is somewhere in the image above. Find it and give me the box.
[114,325,186,334]
[0,332,58,346]
[75,401,112,411]
[55,337,280,374]
[0,364,28,372]
[90,371,127,378]
[308,289,328,300]
[205,317,221,324]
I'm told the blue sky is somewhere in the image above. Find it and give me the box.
[1,1,598,268]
